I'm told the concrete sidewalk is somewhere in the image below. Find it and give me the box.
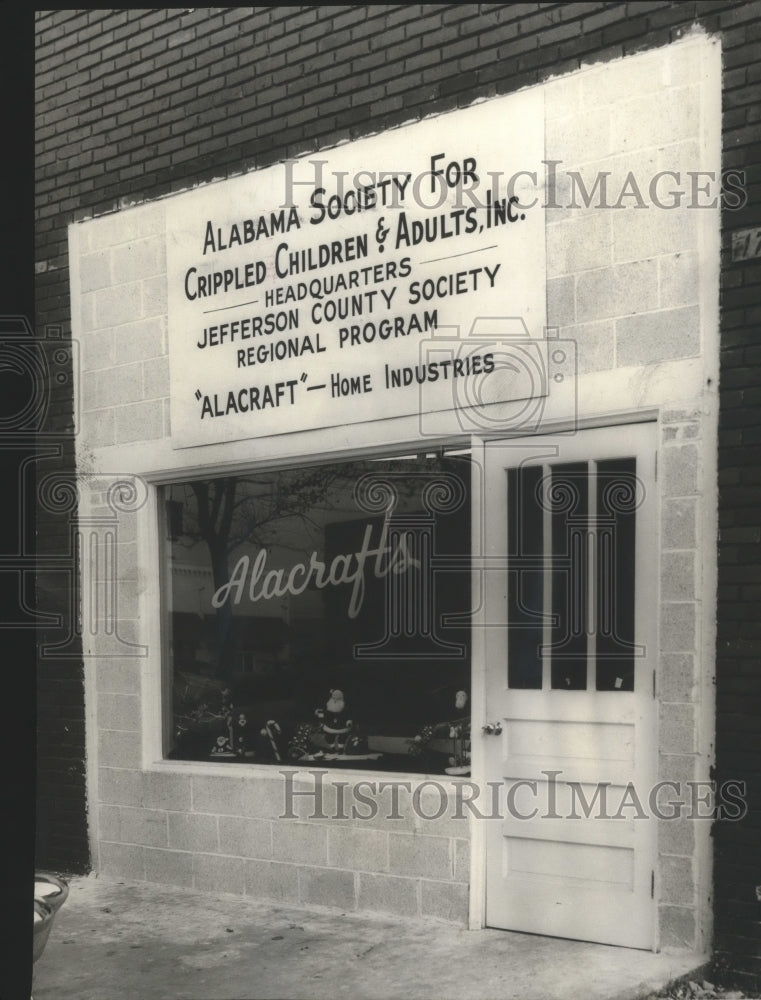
[32,876,707,1000]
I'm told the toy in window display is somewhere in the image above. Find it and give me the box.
[210,689,237,758]
[205,691,254,760]
[258,719,284,761]
[233,711,256,759]
[315,689,352,751]
[174,675,231,752]
[445,689,471,776]
[343,730,374,757]
[408,689,471,775]
[285,689,383,762]
[287,722,317,761]
[210,733,236,758]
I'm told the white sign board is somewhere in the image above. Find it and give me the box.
[166,88,546,448]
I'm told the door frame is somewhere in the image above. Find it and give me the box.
[468,415,660,942]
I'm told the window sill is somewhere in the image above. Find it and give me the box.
[146,756,474,787]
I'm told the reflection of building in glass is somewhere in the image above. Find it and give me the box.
[163,455,471,769]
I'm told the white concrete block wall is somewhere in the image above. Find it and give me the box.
[94,766,470,921]
[77,202,168,453]
[657,410,710,949]
[542,35,718,951]
[72,36,719,938]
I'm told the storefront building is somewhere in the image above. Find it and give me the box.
[35,5,761,983]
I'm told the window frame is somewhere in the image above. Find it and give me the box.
[150,441,476,777]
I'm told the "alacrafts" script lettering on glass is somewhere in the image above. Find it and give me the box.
[212,520,420,619]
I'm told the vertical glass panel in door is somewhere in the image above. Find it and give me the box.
[507,466,543,689]
[595,458,636,691]
[549,462,588,690]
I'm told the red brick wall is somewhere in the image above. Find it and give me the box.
[35,3,761,980]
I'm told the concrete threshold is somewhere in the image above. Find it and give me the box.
[32,875,707,1000]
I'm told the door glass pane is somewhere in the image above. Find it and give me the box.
[507,466,543,688]
[595,458,636,691]
[549,462,588,690]
[506,451,639,693]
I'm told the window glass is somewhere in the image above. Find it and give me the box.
[595,458,636,691]
[162,454,471,773]
[507,466,543,689]
[549,462,588,690]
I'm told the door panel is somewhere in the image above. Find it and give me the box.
[481,424,657,949]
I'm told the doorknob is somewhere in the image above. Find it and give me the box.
[482,722,503,735]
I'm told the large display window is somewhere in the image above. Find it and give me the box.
[160,452,471,773]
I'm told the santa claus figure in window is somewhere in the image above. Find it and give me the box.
[315,689,352,751]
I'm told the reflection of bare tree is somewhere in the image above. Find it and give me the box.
[188,478,236,675]
[178,465,360,676]
[173,456,467,678]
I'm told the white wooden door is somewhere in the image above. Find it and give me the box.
[480,423,657,949]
